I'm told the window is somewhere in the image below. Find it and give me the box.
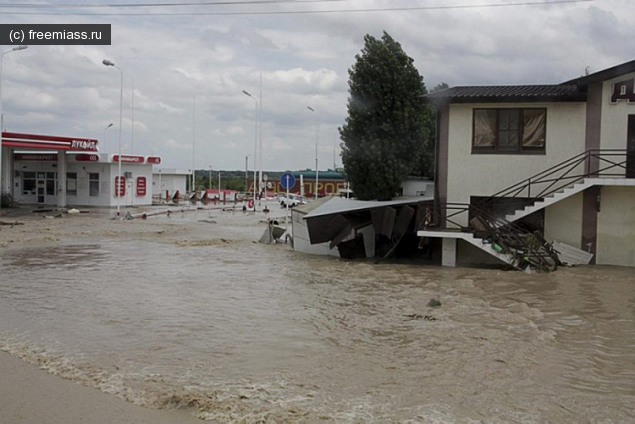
[473,108,546,153]
[23,171,36,194]
[89,173,100,197]
[67,172,77,196]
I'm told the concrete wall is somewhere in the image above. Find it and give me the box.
[596,186,635,267]
[544,192,583,248]
[600,71,635,159]
[446,102,587,226]
[457,240,503,266]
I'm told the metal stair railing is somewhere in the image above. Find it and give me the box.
[420,149,631,271]
[482,149,629,210]
[421,202,561,272]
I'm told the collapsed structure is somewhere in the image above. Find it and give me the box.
[293,196,433,261]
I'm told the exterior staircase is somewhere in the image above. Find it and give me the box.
[418,203,561,272]
[419,149,634,271]
[504,178,635,223]
[504,180,590,222]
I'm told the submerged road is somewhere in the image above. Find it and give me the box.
[0,209,634,422]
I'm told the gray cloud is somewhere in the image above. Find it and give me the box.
[0,0,633,170]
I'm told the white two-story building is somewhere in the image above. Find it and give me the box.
[418,59,635,269]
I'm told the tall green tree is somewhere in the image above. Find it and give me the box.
[339,31,433,200]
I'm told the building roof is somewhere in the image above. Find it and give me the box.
[562,59,635,87]
[423,84,586,104]
[293,195,333,215]
[423,58,635,105]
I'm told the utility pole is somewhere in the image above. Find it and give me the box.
[192,96,196,198]
[131,77,135,154]
[258,73,263,202]
[307,106,319,199]
[245,155,251,194]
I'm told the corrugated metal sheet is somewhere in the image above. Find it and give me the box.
[303,196,432,219]
[552,241,594,265]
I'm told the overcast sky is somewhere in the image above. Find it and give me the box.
[0,0,632,172]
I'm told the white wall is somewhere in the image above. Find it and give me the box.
[69,161,112,207]
[108,163,154,207]
[14,158,114,207]
[14,156,154,207]
[401,178,434,197]
[600,71,635,168]
[596,186,635,267]
[152,173,188,197]
[446,102,587,225]
[543,192,583,248]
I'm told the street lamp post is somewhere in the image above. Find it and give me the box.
[245,154,251,195]
[307,106,319,200]
[0,45,28,213]
[243,90,258,208]
[209,165,212,191]
[102,59,123,217]
[192,96,196,201]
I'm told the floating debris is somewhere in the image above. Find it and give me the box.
[0,220,24,227]
[175,239,237,247]
[403,314,437,321]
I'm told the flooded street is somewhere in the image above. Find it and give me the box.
[1,210,634,422]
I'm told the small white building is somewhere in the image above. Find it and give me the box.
[400,177,434,197]
[152,168,189,200]
[13,152,160,207]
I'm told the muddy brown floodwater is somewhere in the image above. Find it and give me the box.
[0,208,634,422]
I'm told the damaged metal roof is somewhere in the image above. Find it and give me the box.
[302,196,433,248]
[303,196,433,220]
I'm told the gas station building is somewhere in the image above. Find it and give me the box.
[1,132,161,208]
